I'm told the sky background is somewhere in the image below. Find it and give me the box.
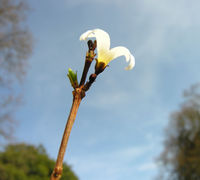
[12,0,200,180]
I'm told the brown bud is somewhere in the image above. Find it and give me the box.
[87,40,93,51]
[89,73,97,83]
[92,40,97,51]
[95,61,107,75]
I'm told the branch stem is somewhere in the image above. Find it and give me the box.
[50,88,83,180]
[79,58,92,86]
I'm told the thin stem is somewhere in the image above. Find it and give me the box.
[79,40,96,87]
[50,88,83,180]
[83,73,97,92]
[51,40,96,180]
[79,57,92,86]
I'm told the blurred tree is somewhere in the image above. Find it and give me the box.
[157,84,200,180]
[0,0,32,140]
[0,143,79,180]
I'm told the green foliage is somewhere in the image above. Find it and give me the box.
[67,68,78,89]
[157,84,200,180]
[0,143,78,180]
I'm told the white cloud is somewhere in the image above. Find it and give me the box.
[68,144,157,180]
[135,0,200,59]
[86,90,130,108]
[65,0,125,7]
[111,145,153,162]
[127,0,200,101]
[138,162,156,171]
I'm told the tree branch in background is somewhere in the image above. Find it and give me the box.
[0,0,32,141]
[157,83,200,180]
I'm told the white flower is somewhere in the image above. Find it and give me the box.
[80,29,135,74]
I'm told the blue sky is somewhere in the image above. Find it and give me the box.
[13,0,200,179]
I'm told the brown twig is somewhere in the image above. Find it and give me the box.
[83,73,97,92]
[79,40,96,86]
[50,88,84,180]
[51,40,97,180]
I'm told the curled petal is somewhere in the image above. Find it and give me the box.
[125,54,135,70]
[110,46,135,70]
[80,29,110,53]
[80,30,93,41]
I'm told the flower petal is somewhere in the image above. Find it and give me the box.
[79,30,93,41]
[125,54,135,70]
[80,29,110,53]
[110,46,135,70]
